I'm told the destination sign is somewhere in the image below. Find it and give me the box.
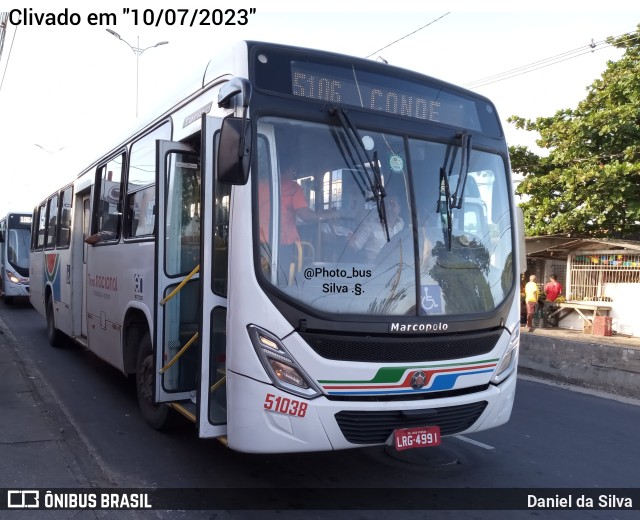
[250,42,502,137]
[8,213,32,228]
[290,61,483,131]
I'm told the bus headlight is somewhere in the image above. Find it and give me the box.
[491,327,519,385]
[247,325,321,399]
[7,270,21,284]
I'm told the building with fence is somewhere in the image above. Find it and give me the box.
[525,237,640,337]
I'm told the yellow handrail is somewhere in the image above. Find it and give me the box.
[159,264,200,306]
[210,375,226,393]
[169,402,196,422]
[288,260,296,286]
[295,241,303,271]
[159,332,199,374]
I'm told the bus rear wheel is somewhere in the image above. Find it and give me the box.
[46,297,64,347]
[136,333,170,430]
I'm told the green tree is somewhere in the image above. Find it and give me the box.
[509,26,640,238]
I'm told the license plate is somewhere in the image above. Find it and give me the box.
[393,426,441,451]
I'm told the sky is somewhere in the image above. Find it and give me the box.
[0,1,637,213]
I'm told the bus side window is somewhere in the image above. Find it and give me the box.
[213,183,231,296]
[125,121,170,239]
[94,154,124,243]
[128,186,156,237]
[45,195,59,249]
[36,203,47,249]
[57,186,73,248]
[213,132,231,296]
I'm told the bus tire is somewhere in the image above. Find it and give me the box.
[46,297,64,347]
[136,333,170,430]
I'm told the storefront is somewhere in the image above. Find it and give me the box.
[524,237,640,337]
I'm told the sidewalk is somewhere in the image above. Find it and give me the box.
[522,323,640,349]
[0,313,110,491]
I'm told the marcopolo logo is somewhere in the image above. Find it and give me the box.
[389,322,448,333]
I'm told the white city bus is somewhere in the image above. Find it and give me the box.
[30,41,525,453]
[0,212,31,304]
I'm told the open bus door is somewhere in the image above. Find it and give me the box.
[155,119,228,439]
[196,115,230,438]
[154,140,201,409]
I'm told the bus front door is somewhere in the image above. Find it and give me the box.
[155,141,201,407]
[155,130,227,439]
[197,116,229,438]
[82,196,90,337]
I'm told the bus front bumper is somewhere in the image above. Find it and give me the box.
[3,283,29,297]
[225,369,516,453]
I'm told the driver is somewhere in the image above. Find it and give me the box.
[347,194,404,263]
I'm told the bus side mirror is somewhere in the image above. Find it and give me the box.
[217,77,252,110]
[0,231,4,242]
[217,116,252,185]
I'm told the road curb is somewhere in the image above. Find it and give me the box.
[519,331,640,399]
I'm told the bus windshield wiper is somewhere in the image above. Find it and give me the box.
[437,166,453,251]
[451,131,472,209]
[436,132,472,250]
[329,106,390,242]
[436,142,456,251]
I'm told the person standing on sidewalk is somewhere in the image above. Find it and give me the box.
[544,274,563,302]
[525,274,539,332]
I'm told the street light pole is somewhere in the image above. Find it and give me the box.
[105,29,168,118]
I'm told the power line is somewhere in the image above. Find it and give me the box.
[465,42,607,87]
[365,12,450,59]
[466,46,611,89]
[464,31,636,89]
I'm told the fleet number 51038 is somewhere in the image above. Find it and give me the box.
[263,393,308,417]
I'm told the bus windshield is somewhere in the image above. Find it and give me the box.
[7,223,31,274]
[256,116,514,317]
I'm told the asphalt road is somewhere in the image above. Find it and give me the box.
[2,300,639,519]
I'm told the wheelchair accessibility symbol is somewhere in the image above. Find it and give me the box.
[421,285,443,314]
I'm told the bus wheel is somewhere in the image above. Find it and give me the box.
[136,333,170,430]
[46,297,64,347]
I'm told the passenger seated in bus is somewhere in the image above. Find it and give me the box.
[331,183,368,239]
[346,194,405,263]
